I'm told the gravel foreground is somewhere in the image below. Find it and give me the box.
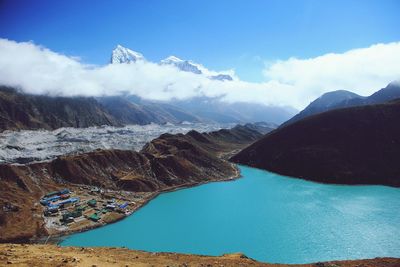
[0,244,399,267]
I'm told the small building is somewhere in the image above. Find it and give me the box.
[59,197,79,205]
[70,210,82,218]
[60,194,70,200]
[59,189,70,195]
[91,187,100,193]
[88,213,101,222]
[100,209,108,214]
[48,203,60,208]
[119,202,128,209]
[87,199,97,207]
[47,206,59,213]
[40,199,49,206]
[62,216,74,224]
[40,195,61,206]
[44,191,59,198]
[106,204,116,210]
[60,194,69,200]
[75,205,87,212]
[44,207,58,216]
[61,210,82,222]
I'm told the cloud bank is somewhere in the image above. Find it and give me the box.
[0,38,399,109]
[264,42,400,107]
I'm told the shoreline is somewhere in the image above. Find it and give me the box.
[37,163,242,245]
[6,164,400,266]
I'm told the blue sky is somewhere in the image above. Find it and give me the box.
[0,0,399,82]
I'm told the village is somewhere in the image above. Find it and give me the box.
[39,186,154,235]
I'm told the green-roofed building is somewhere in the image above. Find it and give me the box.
[87,199,97,207]
[88,213,100,222]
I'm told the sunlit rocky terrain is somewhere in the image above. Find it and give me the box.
[0,123,232,164]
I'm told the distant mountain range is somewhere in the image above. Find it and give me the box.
[111,45,233,81]
[0,86,202,131]
[282,82,400,126]
[0,85,289,131]
[232,88,400,187]
[108,45,296,124]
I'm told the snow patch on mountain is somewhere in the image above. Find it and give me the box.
[160,55,234,81]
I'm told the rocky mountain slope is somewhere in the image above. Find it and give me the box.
[283,82,400,126]
[231,100,400,187]
[0,85,293,131]
[1,244,399,267]
[97,96,200,125]
[0,86,120,131]
[0,87,201,131]
[0,124,265,242]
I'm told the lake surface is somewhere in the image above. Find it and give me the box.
[60,165,400,264]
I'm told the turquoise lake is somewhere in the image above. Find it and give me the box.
[60,165,400,264]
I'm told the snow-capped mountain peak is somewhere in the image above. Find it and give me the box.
[109,45,234,81]
[161,55,184,64]
[111,45,145,64]
[160,55,202,74]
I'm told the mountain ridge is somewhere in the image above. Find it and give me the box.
[0,86,203,131]
[111,44,234,80]
[231,99,400,187]
[283,82,400,126]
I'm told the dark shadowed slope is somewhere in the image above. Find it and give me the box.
[231,100,400,187]
[0,86,120,131]
[283,82,400,127]
[367,82,400,104]
[0,87,205,131]
[282,90,364,126]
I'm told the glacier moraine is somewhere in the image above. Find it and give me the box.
[0,123,232,164]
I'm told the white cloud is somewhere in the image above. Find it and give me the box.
[0,39,399,110]
[264,42,400,108]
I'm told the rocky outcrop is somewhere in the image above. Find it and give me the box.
[231,100,400,187]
